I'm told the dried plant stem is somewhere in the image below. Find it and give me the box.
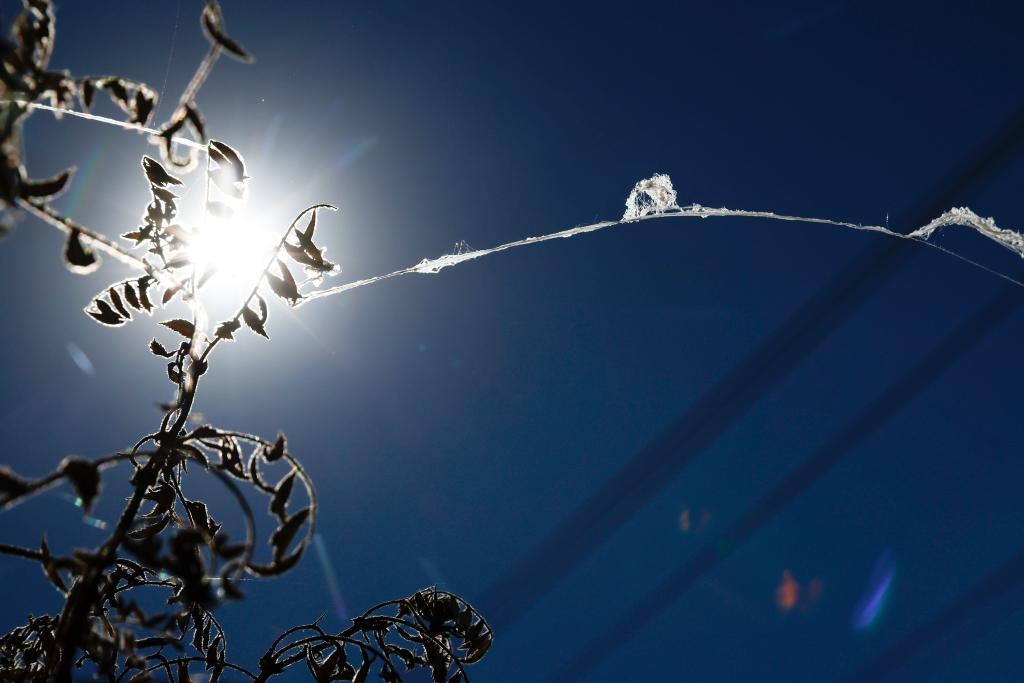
[54,455,163,682]
[18,198,150,270]
[174,43,221,116]
[198,203,337,366]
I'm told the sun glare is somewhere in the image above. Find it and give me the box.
[187,213,277,288]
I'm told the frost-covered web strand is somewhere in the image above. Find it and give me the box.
[298,174,1024,306]
[16,101,206,151]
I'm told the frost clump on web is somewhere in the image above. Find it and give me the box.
[910,206,1024,258]
[623,173,680,220]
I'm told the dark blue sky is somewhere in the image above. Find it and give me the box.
[1,1,1024,680]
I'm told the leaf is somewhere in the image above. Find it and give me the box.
[210,168,245,199]
[265,434,286,462]
[137,276,154,312]
[162,284,182,305]
[184,103,206,141]
[0,465,29,497]
[208,140,245,177]
[131,85,156,125]
[64,229,99,274]
[267,260,300,303]
[87,299,125,326]
[149,339,173,360]
[161,319,196,339]
[20,168,73,199]
[269,471,296,520]
[241,305,268,339]
[270,508,309,558]
[300,212,316,242]
[59,457,101,512]
[255,294,268,322]
[284,241,320,269]
[123,282,141,310]
[247,547,302,577]
[121,229,147,244]
[151,185,178,204]
[80,79,96,110]
[215,318,241,341]
[201,7,254,62]
[108,287,131,319]
[141,155,183,187]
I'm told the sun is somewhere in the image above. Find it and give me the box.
[186,211,277,288]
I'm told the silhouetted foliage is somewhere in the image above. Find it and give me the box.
[0,2,491,681]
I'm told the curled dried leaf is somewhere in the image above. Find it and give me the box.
[201,4,254,62]
[241,304,268,339]
[59,457,101,512]
[20,168,72,200]
[142,155,183,187]
[266,260,300,303]
[64,228,100,274]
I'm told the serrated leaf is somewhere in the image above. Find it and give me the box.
[241,305,268,339]
[160,319,195,339]
[215,318,241,340]
[149,339,173,357]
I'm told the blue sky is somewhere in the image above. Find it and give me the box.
[1,1,1024,680]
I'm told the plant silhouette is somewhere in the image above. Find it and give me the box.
[0,2,492,681]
